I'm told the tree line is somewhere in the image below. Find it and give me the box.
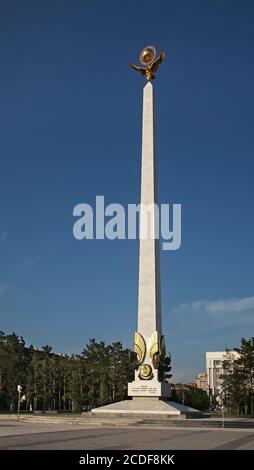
[3,330,251,415]
[0,331,133,412]
[220,337,254,415]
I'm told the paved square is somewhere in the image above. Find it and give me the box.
[0,421,254,450]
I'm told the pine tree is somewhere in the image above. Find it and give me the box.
[234,338,254,415]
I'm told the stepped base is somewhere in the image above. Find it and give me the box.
[91,398,201,419]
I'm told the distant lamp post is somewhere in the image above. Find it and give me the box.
[209,387,213,410]
[182,389,185,406]
[17,385,22,422]
[221,405,225,430]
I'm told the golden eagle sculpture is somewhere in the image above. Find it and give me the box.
[129,45,165,80]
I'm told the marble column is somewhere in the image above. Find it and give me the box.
[128,82,170,398]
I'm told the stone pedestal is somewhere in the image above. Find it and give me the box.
[91,398,200,419]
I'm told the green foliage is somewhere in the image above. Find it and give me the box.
[2,330,253,415]
[172,387,209,411]
[158,355,172,382]
[220,338,254,415]
[0,331,27,410]
[0,331,133,412]
[80,339,133,409]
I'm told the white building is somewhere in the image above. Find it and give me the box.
[195,371,208,391]
[206,351,239,399]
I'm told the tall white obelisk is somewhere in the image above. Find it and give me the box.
[128,63,170,398]
[138,81,161,338]
[90,46,201,417]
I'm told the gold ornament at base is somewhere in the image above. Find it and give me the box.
[139,363,153,380]
[134,331,146,365]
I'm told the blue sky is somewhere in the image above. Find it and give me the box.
[0,0,254,382]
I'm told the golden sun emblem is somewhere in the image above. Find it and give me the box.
[139,363,153,380]
[139,45,156,65]
[129,45,165,81]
